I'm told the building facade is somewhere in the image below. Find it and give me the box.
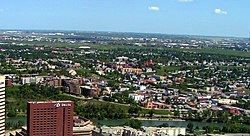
[12,116,95,136]
[27,101,74,136]
[0,75,5,136]
[73,116,94,136]
[94,126,186,136]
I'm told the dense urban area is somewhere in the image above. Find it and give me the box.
[1,30,250,135]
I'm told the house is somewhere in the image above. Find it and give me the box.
[144,60,155,66]
[128,93,145,102]
[67,69,77,76]
[212,99,238,105]
[221,105,242,115]
[142,101,171,109]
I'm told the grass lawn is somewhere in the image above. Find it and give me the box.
[218,66,247,70]
[155,66,180,75]
[236,88,250,94]
[84,99,172,115]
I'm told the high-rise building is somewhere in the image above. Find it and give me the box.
[27,100,74,136]
[0,75,5,136]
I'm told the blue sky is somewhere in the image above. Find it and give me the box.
[0,0,249,37]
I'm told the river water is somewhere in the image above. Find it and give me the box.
[92,119,224,129]
[6,117,226,129]
[6,117,26,124]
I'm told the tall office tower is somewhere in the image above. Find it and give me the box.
[0,75,5,136]
[27,101,74,136]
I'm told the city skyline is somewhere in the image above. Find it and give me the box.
[0,0,249,37]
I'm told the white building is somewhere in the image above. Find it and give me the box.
[0,75,5,135]
[21,76,44,84]
[138,85,147,91]
[115,56,129,62]
[68,69,77,76]
[212,99,238,105]
[128,93,145,101]
[142,126,186,136]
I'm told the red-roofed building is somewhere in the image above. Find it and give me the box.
[144,60,155,66]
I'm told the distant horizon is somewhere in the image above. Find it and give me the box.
[0,28,249,39]
[0,0,249,38]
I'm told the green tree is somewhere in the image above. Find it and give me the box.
[128,106,141,116]
[174,110,180,117]
[165,97,171,104]
[17,120,25,128]
[124,119,142,129]
[7,110,17,117]
[148,109,154,118]
[158,123,169,127]
[203,125,219,133]
[187,122,194,132]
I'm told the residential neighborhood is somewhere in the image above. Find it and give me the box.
[1,30,250,135]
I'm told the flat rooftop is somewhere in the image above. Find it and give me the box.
[28,100,73,104]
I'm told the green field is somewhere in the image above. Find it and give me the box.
[1,39,250,57]
[155,66,180,75]
[182,48,250,58]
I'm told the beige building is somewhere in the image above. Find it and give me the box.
[73,116,94,136]
[95,126,186,136]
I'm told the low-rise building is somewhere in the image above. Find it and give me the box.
[94,126,186,136]
[63,79,81,95]
[21,76,44,84]
[128,93,145,102]
[73,116,94,136]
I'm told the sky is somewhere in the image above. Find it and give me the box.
[0,0,249,37]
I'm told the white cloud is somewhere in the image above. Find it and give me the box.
[214,8,227,15]
[148,6,160,11]
[177,0,193,2]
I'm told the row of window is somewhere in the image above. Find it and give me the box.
[33,133,57,136]
[33,127,57,129]
[33,115,57,119]
[33,123,57,127]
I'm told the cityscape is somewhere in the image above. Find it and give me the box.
[0,0,250,136]
[0,30,249,136]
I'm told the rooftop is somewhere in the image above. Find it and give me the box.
[28,100,73,104]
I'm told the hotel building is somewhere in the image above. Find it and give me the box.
[27,100,74,136]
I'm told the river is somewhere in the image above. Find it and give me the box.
[6,117,26,124]
[92,119,224,129]
[6,117,225,129]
